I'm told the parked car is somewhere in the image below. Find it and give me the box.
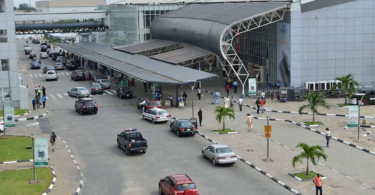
[71,70,86,81]
[170,119,196,137]
[43,66,55,73]
[90,83,103,94]
[0,120,4,132]
[137,99,162,110]
[117,129,148,155]
[159,174,199,195]
[29,52,36,59]
[202,144,237,165]
[40,52,48,59]
[54,62,64,70]
[116,87,133,99]
[74,98,98,115]
[30,61,41,69]
[142,108,170,123]
[24,45,32,54]
[41,45,47,52]
[68,87,90,98]
[56,56,67,65]
[49,50,56,57]
[96,79,111,89]
[66,61,78,70]
[32,57,41,64]
[92,74,104,82]
[45,70,58,81]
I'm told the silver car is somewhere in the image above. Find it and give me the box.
[45,70,58,81]
[68,87,90,98]
[40,52,48,59]
[142,108,171,123]
[202,144,237,165]
[54,62,64,70]
[97,79,111,89]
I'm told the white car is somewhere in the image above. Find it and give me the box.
[0,121,4,132]
[142,108,171,123]
[202,144,237,165]
[46,70,58,81]
[40,52,48,59]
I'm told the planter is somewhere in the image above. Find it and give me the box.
[288,171,326,182]
[211,128,237,135]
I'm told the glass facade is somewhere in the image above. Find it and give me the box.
[237,23,278,84]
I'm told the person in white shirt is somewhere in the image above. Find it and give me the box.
[238,97,243,111]
[325,128,331,147]
[197,88,202,100]
[261,91,266,101]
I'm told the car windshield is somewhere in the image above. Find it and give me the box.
[47,72,55,75]
[92,83,101,88]
[100,79,109,83]
[83,100,96,105]
[180,121,193,127]
[177,184,196,191]
[25,45,30,47]
[76,72,83,75]
[215,147,233,154]
[47,66,54,69]
[55,63,62,66]
[157,111,168,115]
[78,88,87,91]
[149,101,160,105]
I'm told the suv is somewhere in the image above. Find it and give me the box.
[74,98,98,115]
[159,174,199,195]
[117,129,148,155]
[41,45,47,52]
[71,70,86,81]
[116,87,133,99]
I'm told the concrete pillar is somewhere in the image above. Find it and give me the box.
[175,85,179,106]
[144,82,148,92]
[79,32,92,43]
[132,78,135,87]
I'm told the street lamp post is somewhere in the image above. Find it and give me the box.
[358,95,365,140]
[26,122,40,182]
[188,80,196,118]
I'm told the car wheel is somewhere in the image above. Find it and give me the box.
[79,109,83,115]
[142,149,147,153]
[152,119,155,124]
[117,141,120,148]
[202,152,206,159]
[68,92,70,96]
[159,185,164,195]
[212,158,217,166]
[125,148,130,155]
[176,131,180,137]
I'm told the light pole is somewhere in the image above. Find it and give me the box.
[26,122,39,182]
[188,80,196,118]
[358,94,365,140]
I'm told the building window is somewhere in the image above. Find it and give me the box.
[1,88,10,101]
[1,59,9,71]
[0,0,6,12]
[0,29,7,43]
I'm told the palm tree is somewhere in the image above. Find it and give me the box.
[335,74,360,104]
[214,105,235,131]
[292,142,327,175]
[298,92,330,123]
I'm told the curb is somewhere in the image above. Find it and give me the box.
[202,90,375,119]
[42,166,57,195]
[0,110,31,119]
[196,131,302,195]
[211,129,238,135]
[15,109,48,122]
[59,137,84,195]
[0,159,33,164]
[252,116,375,157]
[288,171,326,182]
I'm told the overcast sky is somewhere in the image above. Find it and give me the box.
[13,0,118,7]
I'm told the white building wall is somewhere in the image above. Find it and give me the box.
[291,0,375,86]
[38,7,99,12]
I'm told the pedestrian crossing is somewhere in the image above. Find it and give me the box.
[29,71,72,78]
[44,90,117,100]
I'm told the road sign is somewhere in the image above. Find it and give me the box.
[264,125,272,133]
[265,132,271,139]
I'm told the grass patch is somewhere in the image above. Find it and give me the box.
[337,104,350,107]
[0,109,29,117]
[304,121,324,125]
[0,167,53,195]
[0,136,33,162]
[293,171,317,180]
[215,128,235,133]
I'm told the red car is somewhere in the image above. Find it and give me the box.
[137,99,162,110]
[29,52,36,59]
[159,174,199,195]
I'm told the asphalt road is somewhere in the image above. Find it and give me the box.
[17,40,292,195]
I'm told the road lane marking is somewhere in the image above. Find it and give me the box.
[56,94,64,98]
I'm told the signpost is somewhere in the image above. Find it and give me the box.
[248,78,257,96]
[4,104,15,127]
[264,116,272,159]
[34,138,49,167]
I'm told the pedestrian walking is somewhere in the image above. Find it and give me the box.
[214,90,221,104]
[225,84,230,97]
[208,66,212,73]
[35,95,40,109]
[233,80,238,93]
[32,99,36,110]
[182,92,187,106]
[198,109,203,126]
[230,96,234,109]
[246,114,253,132]
[238,97,243,111]
[313,174,323,195]
[325,128,331,147]
[42,95,46,109]
[156,92,161,101]
[256,98,261,114]
[88,72,92,81]
[38,88,41,98]
[261,91,266,102]
[178,95,183,108]
[50,132,57,152]
[168,95,174,107]
[42,86,46,96]
[224,97,230,108]
[197,88,202,100]
[260,98,265,113]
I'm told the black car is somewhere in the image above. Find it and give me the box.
[117,129,148,155]
[52,53,63,61]
[32,39,40,44]
[170,119,196,137]
[56,56,67,65]
[66,61,78,70]
[43,66,55,73]
[41,45,47,52]
[71,70,86,81]
[91,83,104,94]
[32,57,41,64]
[116,87,133,99]
[74,98,98,115]
[92,74,104,82]
[41,43,47,47]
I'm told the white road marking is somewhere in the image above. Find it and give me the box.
[49,94,56,99]
[104,90,113,95]
[38,73,44,77]
[30,74,34,78]
[63,93,68,96]
[56,93,64,98]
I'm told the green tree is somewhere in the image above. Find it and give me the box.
[14,7,17,11]
[292,142,327,175]
[335,74,360,104]
[298,92,330,123]
[214,106,235,131]
[18,3,29,10]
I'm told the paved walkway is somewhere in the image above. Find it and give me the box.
[0,122,81,195]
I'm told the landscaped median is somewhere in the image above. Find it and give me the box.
[0,109,29,117]
[0,136,33,162]
[211,128,237,135]
[0,167,53,195]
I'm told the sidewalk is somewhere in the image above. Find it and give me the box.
[0,122,81,195]
[167,101,375,195]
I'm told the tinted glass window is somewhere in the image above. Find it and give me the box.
[126,133,143,140]
[215,147,233,154]
[47,72,55,75]
[157,111,167,115]
[149,101,160,105]
[180,121,193,127]
[177,184,195,191]
[76,72,83,75]
[83,100,96,105]
[78,88,86,91]
[92,83,101,87]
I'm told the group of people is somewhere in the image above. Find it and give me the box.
[32,85,47,110]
